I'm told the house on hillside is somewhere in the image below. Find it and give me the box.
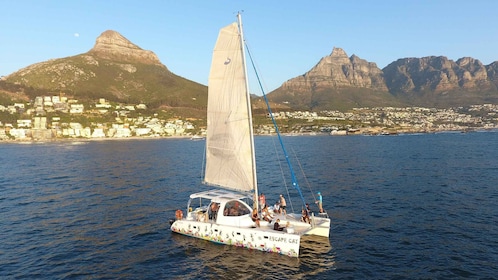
[70,104,84,114]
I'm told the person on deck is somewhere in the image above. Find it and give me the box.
[301,209,310,224]
[258,193,266,212]
[261,205,273,222]
[210,202,219,220]
[306,203,312,215]
[316,192,324,213]
[273,201,280,214]
[273,219,285,231]
[175,209,183,220]
[251,209,260,227]
[279,194,287,215]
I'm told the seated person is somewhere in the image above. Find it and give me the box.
[261,205,273,222]
[301,209,310,224]
[224,201,251,217]
[224,201,240,216]
[306,203,313,215]
[251,209,260,227]
[273,219,285,231]
[197,211,207,222]
[273,201,281,214]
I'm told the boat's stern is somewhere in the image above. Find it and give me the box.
[305,216,331,237]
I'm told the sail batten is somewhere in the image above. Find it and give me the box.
[204,22,256,193]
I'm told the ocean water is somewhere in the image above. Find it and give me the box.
[1,132,497,279]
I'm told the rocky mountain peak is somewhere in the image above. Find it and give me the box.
[281,47,387,92]
[88,30,162,65]
[330,47,348,58]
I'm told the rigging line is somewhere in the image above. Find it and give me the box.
[269,130,295,213]
[271,131,289,192]
[243,41,269,94]
[245,42,307,209]
[291,147,317,203]
[269,121,296,214]
[270,132,295,213]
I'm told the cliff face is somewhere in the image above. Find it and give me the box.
[383,56,495,94]
[88,30,163,66]
[486,61,498,88]
[271,48,498,109]
[281,47,387,92]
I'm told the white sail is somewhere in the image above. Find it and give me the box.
[204,22,256,193]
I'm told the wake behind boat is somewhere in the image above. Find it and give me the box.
[170,13,330,257]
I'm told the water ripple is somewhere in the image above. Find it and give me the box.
[1,133,497,278]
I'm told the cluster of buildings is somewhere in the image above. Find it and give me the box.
[259,104,498,135]
[338,105,498,134]
[0,96,198,141]
[1,94,497,141]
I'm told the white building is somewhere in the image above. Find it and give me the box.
[70,104,84,114]
[17,119,32,128]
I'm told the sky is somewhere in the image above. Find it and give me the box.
[1,0,497,93]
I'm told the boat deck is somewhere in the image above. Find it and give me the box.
[188,212,326,235]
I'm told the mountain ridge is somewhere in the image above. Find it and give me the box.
[2,30,207,118]
[2,33,498,114]
[268,47,498,110]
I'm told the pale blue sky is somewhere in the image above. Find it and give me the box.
[1,0,497,93]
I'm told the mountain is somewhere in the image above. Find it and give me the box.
[268,48,402,111]
[383,56,498,107]
[269,48,498,110]
[2,30,207,117]
[3,34,498,114]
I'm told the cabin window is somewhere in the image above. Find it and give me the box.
[224,200,250,216]
[188,197,210,213]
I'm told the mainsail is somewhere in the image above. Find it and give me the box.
[204,21,257,193]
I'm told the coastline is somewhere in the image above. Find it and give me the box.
[0,135,193,144]
[2,127,497,145]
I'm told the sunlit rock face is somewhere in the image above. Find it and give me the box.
[89,30,162,65]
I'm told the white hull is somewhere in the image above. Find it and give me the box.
[171,211,330,257]
[171,219,301,257]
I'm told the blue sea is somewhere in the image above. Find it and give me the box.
[1,132,497,279]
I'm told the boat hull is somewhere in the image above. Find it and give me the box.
[304,219,330,237]
[171,219,301,257]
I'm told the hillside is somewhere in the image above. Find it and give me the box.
[2,30,207,118]
[2,35,498,114]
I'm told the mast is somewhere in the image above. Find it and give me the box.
[237,12,259,210]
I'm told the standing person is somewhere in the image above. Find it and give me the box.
[316,192,323,213]
[279,194,287,215]
[259,193,266,212]
[209,202,219,220]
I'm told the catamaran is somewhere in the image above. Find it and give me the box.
[170,13,330,257]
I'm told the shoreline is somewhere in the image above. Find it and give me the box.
[0,135,193,144]
[1,128,497,144]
